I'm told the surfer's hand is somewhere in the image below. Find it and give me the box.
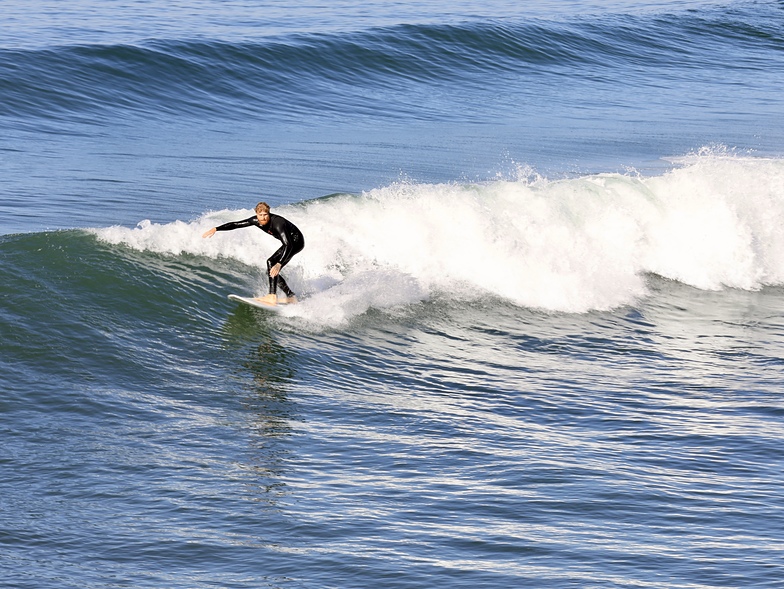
[202,227,216,238]
[269,263,282,278]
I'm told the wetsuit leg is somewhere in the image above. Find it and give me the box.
[266,239,304,297]
[266,246,289,296]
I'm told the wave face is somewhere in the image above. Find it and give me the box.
[2,3,782,123]
[89,153,784,325]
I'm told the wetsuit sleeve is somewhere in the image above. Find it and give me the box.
[215,216,257,231]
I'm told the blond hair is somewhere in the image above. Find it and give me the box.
[255,202,270,214]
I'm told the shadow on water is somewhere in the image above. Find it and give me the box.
[220,304,299,504]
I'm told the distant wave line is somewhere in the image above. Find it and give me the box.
[0,8,779,121]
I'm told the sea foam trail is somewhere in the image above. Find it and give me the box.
[94,154,784,322]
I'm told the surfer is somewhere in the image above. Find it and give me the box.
[202,202,304,305]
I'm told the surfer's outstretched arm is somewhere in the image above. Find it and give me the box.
[202,216,257,238]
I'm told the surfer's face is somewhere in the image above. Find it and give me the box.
[256,210,270,225]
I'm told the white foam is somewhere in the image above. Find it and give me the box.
[92,152,784,323]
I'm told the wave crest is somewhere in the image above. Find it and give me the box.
[92,153,784,321]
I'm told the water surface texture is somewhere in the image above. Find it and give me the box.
[2,1,784,588]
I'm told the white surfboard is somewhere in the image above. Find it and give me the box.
[228,294,285,312]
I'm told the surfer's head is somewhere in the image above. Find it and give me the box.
[255,201,270,225]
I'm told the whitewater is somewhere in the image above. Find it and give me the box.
[94,153,784,325]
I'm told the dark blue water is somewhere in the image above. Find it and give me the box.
[2,1,784,587]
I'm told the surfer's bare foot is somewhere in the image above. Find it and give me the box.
[280,295,297,305]
[254,294,278,305]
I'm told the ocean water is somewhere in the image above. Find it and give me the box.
[2,1,784,588]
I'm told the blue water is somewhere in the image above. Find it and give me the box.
[2,1,784,587]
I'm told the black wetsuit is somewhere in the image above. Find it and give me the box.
[215,213,305,297]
